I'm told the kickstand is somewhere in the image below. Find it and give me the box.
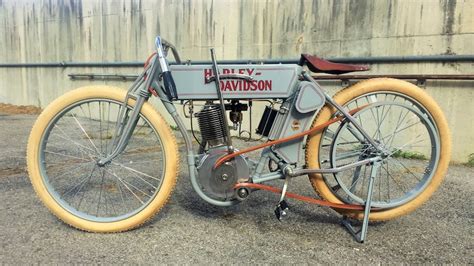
[342,161,381,243]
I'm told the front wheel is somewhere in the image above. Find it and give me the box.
[305,78,451,221]
[27,86,179,232]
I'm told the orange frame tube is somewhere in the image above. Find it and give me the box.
[214,105,366,169]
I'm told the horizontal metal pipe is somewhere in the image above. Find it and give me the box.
[68,73,139,80]
[1,55,473,68]
[67,73,474,81]
[0,62,145,68]
[328,55,474,63]
[312,74,474,80]
[175,55,474,65]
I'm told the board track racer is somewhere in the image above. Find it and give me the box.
[27,36,450,243]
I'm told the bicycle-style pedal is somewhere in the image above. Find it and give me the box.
[274,200,289,221]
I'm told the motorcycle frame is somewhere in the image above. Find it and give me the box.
[106,36,383,207]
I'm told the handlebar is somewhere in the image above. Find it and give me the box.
[160,38,181,64]
[155,36,178,100]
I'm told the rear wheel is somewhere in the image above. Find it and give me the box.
[306,78,451,221]
[27,86,179,232]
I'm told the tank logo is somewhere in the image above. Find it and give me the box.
[204,68,272,91]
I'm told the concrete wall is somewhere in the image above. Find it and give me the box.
[0,0,473,162]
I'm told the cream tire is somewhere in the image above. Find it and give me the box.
[27,86,179,232]
[306,78,451,221]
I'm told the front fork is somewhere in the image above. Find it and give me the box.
[97,52,160,166]
[97,92,149,166]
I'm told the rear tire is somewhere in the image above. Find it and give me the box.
[305,78,451,221]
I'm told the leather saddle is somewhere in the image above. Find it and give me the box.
[299,54,370,75]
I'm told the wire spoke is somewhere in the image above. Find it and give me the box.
[37,98,169,222]
[52,125,97,154]
[121,167,157,190]
[381,162,407,194]
[44,150,90,162]
[326,95,437,208]
[49,161,94,183]
[386,109,411,148]
[386,135,426,157]
[111,161,162,181]
[61,164,96,197]
[389,157,423,183]
[104,169,146,205]
[96,169,106,216]
[71,114,101,154]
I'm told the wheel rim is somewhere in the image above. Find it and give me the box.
[38,99,166,222]
[320,92,440,209]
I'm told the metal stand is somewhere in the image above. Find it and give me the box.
[341,161,380,243]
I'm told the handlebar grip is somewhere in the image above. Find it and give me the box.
[162,71,178,100]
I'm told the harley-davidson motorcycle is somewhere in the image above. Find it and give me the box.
[26,36,450,242]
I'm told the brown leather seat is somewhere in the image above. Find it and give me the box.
[299,54,370,75]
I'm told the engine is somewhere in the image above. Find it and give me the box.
[191,81,325,203]
[196,104,227,147]
[194,102,249,202]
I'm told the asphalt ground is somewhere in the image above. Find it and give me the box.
[0,113,472,264]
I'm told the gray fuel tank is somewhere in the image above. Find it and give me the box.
[170,64,301,100]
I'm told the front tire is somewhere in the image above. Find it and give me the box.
[27,86,179,232]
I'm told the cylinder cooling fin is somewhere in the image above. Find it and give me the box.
[196,104,227,147]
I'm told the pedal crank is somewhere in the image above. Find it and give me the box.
[274,177,290,221]
[274,200,289,221]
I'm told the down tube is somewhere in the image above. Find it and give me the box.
[152,81,237,207]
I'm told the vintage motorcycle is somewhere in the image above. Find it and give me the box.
[27,36,450,242]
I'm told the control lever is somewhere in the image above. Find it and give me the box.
[209,48,234,154]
